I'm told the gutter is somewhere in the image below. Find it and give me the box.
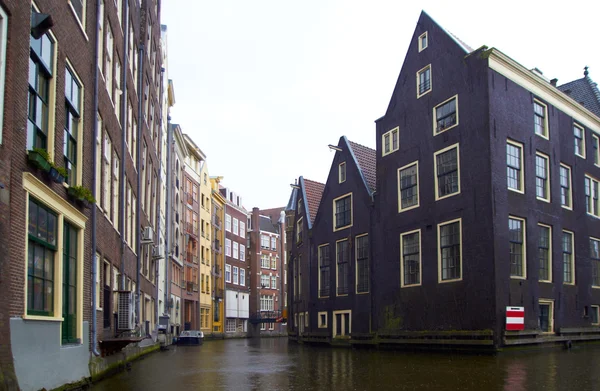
[164,115,172,320]
[136,43,145,328]
[155,66,165,324]
[89,0,103,357]
[119,0,130,294]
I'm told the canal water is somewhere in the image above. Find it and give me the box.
[92,338,600,390]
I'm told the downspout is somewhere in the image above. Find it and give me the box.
[90,0,103,357]
[120,0,130,292]
[165,117,173,319]
[155,66,165,323]
[136,43,145,327]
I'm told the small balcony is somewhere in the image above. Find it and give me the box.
[213,287,224,300]
[211,215,222,230]
[212,240,221,254]
[211,266,222,278]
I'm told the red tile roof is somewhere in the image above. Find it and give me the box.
[348,140,376,193]
[303,179,325,224]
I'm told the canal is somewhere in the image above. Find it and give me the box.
[92,338,600,390]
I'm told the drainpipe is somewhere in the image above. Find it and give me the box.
[120,0,130,293]
[165,117,173,321]
[136,43,145,328]
[155,66,165,324]
[89,0,103,357]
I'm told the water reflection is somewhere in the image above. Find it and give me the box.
[92,339,600,391]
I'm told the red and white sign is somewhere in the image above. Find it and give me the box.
[506,306,525,331]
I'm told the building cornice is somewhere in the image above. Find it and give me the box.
[487,49,600,134]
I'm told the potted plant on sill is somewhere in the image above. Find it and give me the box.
[67,185,96,208]
[27,148,51,172]
[48,164,68,184]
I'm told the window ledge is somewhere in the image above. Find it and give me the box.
[536,197,551,203]
[438,278,462,284]
[23,314,64,322]
[535,133,549,141]
[508,188,525,195]
[511,276,527,280]
[67,1,89,42]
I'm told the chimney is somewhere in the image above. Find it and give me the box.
[550,78,558,87]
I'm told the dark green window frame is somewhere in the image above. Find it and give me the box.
[27,30,54,151]
[62,221,79,344]
[64,67,81,186]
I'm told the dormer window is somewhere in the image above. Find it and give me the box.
[418,32,428,52]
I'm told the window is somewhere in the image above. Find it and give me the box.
[418,31,428,52]
[27,199,58,316]
[318,244,330,298]
[239,245,245,262]
[559,164,572,209]
[95,114,102,201]
[398,162,419,212]
[333,310,351,337]
[261,274,270,288]
[438,219,461,282]
[318,311,327,328]
[591,238,600,287]
[296,217,303,244]
[585,175,600,217]
[112,153,119,229]
[261,235,270,249]
[434,95,458,134]
[233,218,239,236]
[62,221,78,344]
[102,131,112,215]
[434,144,460,200]
[592,306,599,326]
[538,224,552,282]
[382,127,399,156]
[260,295,274,311]
[260,255,269,269]
[225,214,231,232]
[333,193,352,230]
[69,0,86,28]
[401,230,421,287]
[271,256,276,270]
[27,28,55,150]
[509,217,526,278]
[271,237,276,250]
[507,140,524,193]
[534,100,548,138]
[417,64,431,97]
[238,268,245,286]
[538,300,554,333]
[225,319,236,332]
[535,152,550,202]
[297,198,303,214]
[336,239,349,295]
[339,162,346,183]
[225,264,231,283]
[105,24,113,97]
[114,56,121,122]
[233,242,239,259]
[240,222,245,238]
[225,238,231,257]
[271,276,277,289]
[593,134,600,166]
[562,231,574,285]
[232,266,239,285]
[355,235,369,293]
[574,124,586,158]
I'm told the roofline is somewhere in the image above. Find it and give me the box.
[299,176,313,230]
[487,48,600,133]
[422,10,471,54]
[343,136,374,196]
[183,134,207,160]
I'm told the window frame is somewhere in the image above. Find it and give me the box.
[533,99,549,139]
[67,0,87,37]
[338,162,346,183]
[591,237,600,288]
[574,123,586,158]
[64,61,84,186]
[332,193,353,232]
[398,161,420,213]
[433,95,459,135]
[591,305,599,326]
[296,217,303,245]
[418,31,428,52]
[318,311,328,328]
[538,299,554,333]
[332,310,351,338]
[585,175,600,218]
[355,234,369,294]
[382,127,399,157]
[225,264,231,283]
[535,152,550,203]
[538,223,552,283]
[400,229,422,288]
[592,134,600,167]
[509,216,527,279]
[318,243,330,298]
[437,218,462,283]
[434,143,461,201]
[559,163,573,210]
[336,238,349,296]
[506,139,524,194]
[416,64,432,98]
[562,230,575,285]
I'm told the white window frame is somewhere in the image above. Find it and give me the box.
[538,223,552,283]
[225,214,231,232]
[240,221,246,238]
[506,140,525,194]
[318,311,327,328]
[559,163,572,210]
[239,245,245,262]
[434,143,461,201]
[509,216,527,280]
[592,134,600,167]
[339,162,346,183]
[433,95,459,135]
[416,64,432,98]
[562,230,575,286]
[332,310,351,338]
[574,123,586,158]
[232,266,239,285]
[539,299,554,333]
[382,127,399,157]
[400,229,422,288]
[233,218,239,236]
[398,161,420,212]
[332,193,353,232]
[225,264,231,283]
[585,175,600,217]
[225,238,231,257]
[232,241,239,260]
[535,151,550,203]
[418,31,428,52]
[534,99,549,139]
[239,268,245,287]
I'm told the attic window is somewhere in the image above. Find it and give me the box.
[418,32,428,52]
[339,162,346,183]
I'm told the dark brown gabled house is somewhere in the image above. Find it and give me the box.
[286,10,600,350]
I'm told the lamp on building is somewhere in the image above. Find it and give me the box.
[328,144,343,152]
[289,184,300,189]
[31,11,54,39]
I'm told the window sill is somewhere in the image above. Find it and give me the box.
[417,89,432,99]
[23,314,64,322]
[435,192,460,202]
[508,187,525,195]
[536,197,551,203]
[399,204,420,213]
[511,276,527,280]
[333,224,352,232]
[535,133,549,140]
[438,278,462,284]
[561,205,573,211]
[576,153,586,159]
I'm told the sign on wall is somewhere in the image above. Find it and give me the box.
[506,306,525,331]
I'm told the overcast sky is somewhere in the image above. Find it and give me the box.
[161,0,600,211]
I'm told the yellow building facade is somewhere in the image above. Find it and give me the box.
[210,176,226,333]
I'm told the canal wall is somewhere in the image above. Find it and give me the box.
[88,340,161,384]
